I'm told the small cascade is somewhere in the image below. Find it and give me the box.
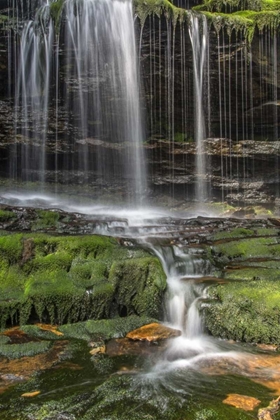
[146,239,216,364]
[188,14,208,202]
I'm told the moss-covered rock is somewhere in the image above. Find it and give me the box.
[134,0,187,25]
[58,315,157,341]
[0,341,52,359]
[204,226,280,344]
[0,233,166,328]
[194,0,280,40]
[204,280,280,344]
[0,209,16,223]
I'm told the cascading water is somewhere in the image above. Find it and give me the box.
[12,0,54,184]
[188,14,208,202]
[63,0,146,199]
[10,0,146,201]
[148,240,223,365]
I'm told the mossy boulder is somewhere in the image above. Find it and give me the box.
[204,280,280,344]
[204,227,280,344]
[0,233,166,328]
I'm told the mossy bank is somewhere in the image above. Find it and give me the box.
[203,225,280,344]
[0,232,166,328]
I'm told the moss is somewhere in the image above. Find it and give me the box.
[204,279,280,344]
[58,315,157,341]
[0,335,11,344]
[209,236,280,267]
[32,210,61,231]
[224,266,280,281]
[0,233,165,328]
[20,325,63,340]
[212,227,255,240]
[109,257,166,318]
[0,341,52,359]
[0,233,23,264]
[134,0,187,26]
[197,3,280,40]
[49,0,65,30]
[0,210,16,222]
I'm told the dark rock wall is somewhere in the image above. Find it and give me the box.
[0,1,279,204]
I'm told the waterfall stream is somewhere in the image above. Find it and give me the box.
[10,0,146,202]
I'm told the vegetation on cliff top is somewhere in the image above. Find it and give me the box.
[193,0,280,39]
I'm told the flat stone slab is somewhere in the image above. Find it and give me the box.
[223,394,261,411]
[126,323,181,342]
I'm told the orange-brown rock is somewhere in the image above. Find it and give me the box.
[223,394,261,411]
[126,323,181,342]
[36,323,64,336]
[106,337,167,357]
[256,344,278,352]
[21,391,41,398]
[90,346,106,356]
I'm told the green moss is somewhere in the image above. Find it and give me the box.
[49,0,65,29]
[224,266,280,280]
[20,325,63,340]
[0,233,165,328]
[205,279,280,343]
[109,257,166,318]
[209,236,280,266]
[212,227,255,240]
[0,335,11,344]
[0,210,16,222]
[0,341,52,359]
[58,315,157,341]
[134,0,187,26]
[32,210,61,230]
[0,233,23,264]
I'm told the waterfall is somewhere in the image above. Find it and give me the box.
[10,0,146,202]
[12,0,54,183]
[188,14,208,203]
[63,0,146,199]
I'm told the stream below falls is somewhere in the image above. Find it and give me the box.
[0,193,279,419]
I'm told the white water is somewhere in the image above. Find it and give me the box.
[11,0,146,202]
[63,0,146,199]
[146,238,235,371]
[189,14,208,202]
[13,0,53,184]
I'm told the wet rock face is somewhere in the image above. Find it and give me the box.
[0,3,279,205]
